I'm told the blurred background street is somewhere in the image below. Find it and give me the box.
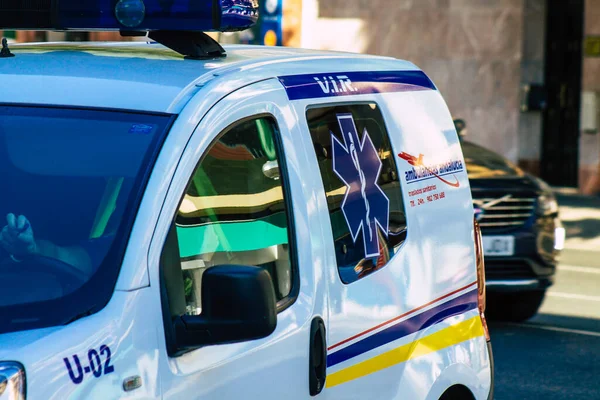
[491,190,600,399]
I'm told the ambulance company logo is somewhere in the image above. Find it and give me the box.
[332,114,390,258]
[314,76,358,94]
[398,152,464,188]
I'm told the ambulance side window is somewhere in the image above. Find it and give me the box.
[306,103,407,284]
[168,116,296,316]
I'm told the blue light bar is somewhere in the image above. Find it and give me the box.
[0,0,258,32]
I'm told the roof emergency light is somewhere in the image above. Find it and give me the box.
[0,0,259,58]
[0,0,258,33]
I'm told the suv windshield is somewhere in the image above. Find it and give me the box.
[461,140,524,179]
[0,106,172,334]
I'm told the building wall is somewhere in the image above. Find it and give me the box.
[306,0,525,162]
[580,0,600,193]
[517,0,545,177]
[284,0,303,46]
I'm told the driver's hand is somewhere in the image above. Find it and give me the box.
[0,214,37,258]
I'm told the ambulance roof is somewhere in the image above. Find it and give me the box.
[0,41,420,114]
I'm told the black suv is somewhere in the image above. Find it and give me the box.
[460,137,564,322]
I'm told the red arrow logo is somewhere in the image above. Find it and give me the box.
[398,152,461,188]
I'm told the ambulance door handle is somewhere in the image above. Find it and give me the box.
[309,317,327,396]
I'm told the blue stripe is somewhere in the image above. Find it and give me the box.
[327,289,478,368]
[278,70,436,101]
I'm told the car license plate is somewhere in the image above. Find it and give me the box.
[482,236,514,256]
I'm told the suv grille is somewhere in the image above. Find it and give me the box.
[473,193,536,232]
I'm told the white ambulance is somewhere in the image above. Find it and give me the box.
[0,1,493,399]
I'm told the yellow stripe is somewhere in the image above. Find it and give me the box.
[326,316,485,388]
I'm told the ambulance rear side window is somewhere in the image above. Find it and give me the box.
[307,104,407,284]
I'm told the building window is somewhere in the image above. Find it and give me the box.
[307,104,407,283]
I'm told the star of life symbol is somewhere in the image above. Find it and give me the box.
[332,113,390,258]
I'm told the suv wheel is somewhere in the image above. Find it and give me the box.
[486,290,546,322]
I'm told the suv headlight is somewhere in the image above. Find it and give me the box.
[531,176,559,215]
[0,362,25,400]
[537,192,559,215]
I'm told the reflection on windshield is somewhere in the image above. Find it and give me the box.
[0,106,170,333]
[461,140,525,179]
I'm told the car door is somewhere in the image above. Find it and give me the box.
[284,71,490,399]
[151,79,329,399]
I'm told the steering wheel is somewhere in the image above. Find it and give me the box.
[0,253,89,291]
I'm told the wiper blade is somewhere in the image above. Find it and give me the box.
[64,308,95,325]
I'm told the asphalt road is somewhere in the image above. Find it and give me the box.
[489,248,600,400]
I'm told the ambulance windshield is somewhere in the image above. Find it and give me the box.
[0,105,171,333]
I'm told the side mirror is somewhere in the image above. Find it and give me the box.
[174,265,277,349]
[453,118,467,137]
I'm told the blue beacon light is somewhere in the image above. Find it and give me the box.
[115,0,146,28]
[0,0,259,32]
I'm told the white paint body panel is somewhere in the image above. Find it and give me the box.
[152,80,330,399]
[289,89,491,399]
[0,289,162,399]
[0,43,491,400]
